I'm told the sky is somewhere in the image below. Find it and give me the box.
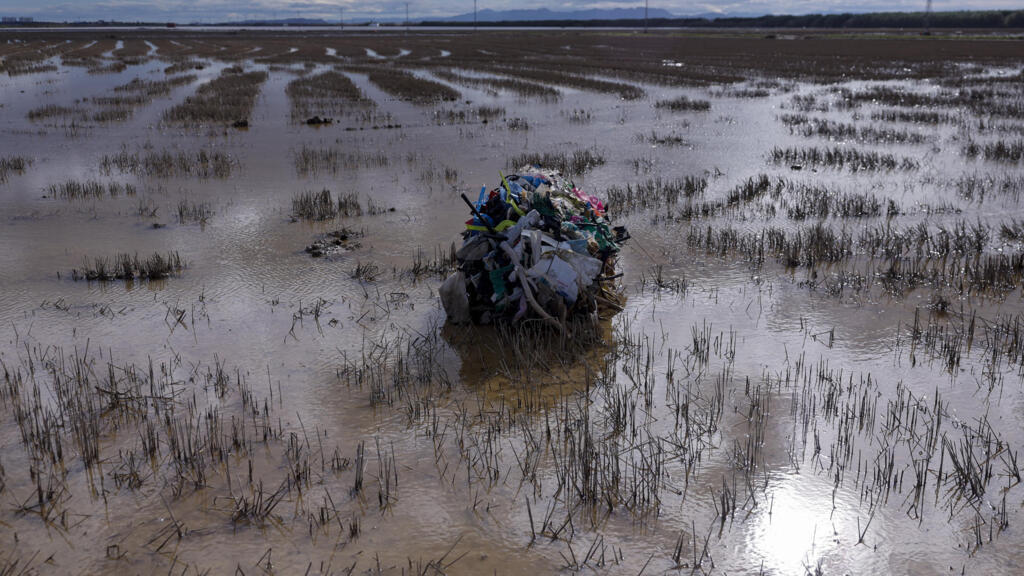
[0,1,1018,23]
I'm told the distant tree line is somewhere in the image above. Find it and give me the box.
[425,10,1024,29]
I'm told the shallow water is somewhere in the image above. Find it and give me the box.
[1,30,1023,575]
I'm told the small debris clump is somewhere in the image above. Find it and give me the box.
[305,228,363,258]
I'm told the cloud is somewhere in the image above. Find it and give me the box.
[2,0,1020,22]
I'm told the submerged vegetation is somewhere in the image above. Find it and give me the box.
[100,148,234,178]
[163,66,267,126]
[285,70,371,120]
[27,104,85,122]
[291,145,389,176]
[47,179,136,199]
[655,94,712,111]
[769,145,920,171]
[605,175,707,215]
[433,69,561,100]
[0,156,30,183]
[291,188,362,220]
[70,251,185,281]
[785,116,929,144]
[115,74,197,98]
[177,200,212,224]
[499,66,644,100]
[964,139,1024,163]
[362,67,460,104]
[508,148,605,174]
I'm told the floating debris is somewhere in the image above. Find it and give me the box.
[440,166,628,332]
[305,228,363,258]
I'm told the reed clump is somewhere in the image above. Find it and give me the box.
[91,106,132,123]
[508,148,605,175]
[87,60,128,75]
[562,108,593,123]
[351,261,380,281]
[47,179,136,199]
[0,156,30,183]
[407,244,458,281]
[27,104,86,122]
[605,176,707,216]
[769,146,919,171]
[164,58,205,75]
[177,200,212,224]
[787,117,928,144]
[293,189,338,220]
[100,149,233,178]
[2,61,58,76]
[783,183,898,220]
[969,139,1024,163]
[292,189,363,220]
[292,146,389,176]
[635,130,689,146]
[507,117,529,131]
[655,95,711,111]
[870,108,956,124]
[71,252,186,281]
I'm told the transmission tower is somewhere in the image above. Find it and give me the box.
[924,0,933,35]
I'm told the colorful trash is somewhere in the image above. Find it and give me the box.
[440,166,628,332]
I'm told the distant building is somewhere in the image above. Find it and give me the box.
[1,17,17,23]
[19,17,33,23]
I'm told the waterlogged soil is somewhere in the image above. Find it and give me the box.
[1,30,1024,575]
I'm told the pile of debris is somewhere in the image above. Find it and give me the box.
[305,227,363,258]
[440,166,628,332]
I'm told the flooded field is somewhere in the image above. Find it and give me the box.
[2,29,1024,574]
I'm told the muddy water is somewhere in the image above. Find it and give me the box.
[1,34,1023,575]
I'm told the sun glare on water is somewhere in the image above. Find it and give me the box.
[747,474,857,574]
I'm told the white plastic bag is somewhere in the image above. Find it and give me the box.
[439,271,471,324]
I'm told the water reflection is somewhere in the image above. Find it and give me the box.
[440,317,616,409]
[745,473,857,574]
